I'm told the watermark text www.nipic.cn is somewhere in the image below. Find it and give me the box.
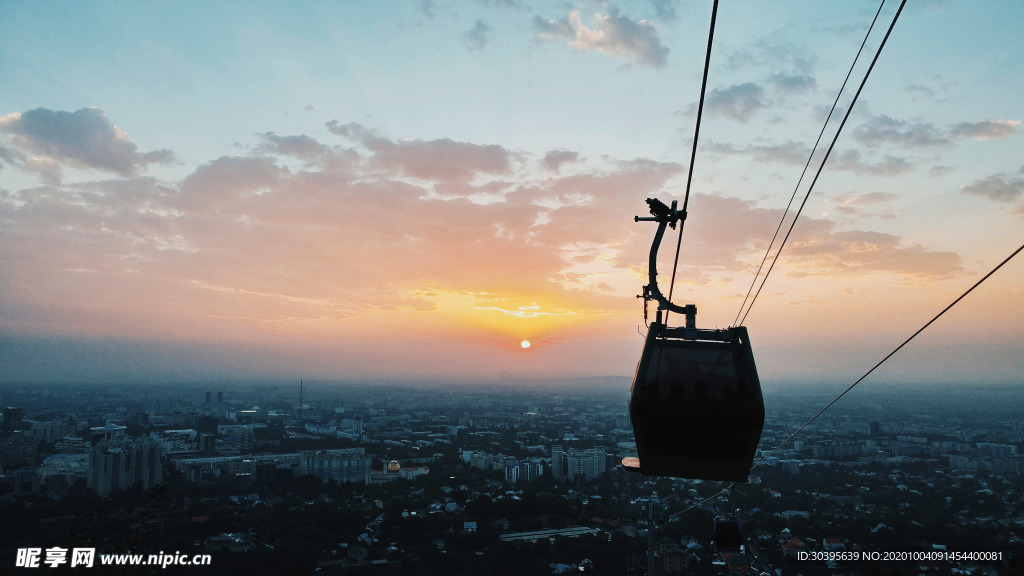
[16,548,212,569]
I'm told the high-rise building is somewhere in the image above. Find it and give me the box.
[504,459,542,484]
[566,447,607,482]
[870,421,881,437]
[519,459,542,483]
[551,445,565,480]
[199,433,216,456]
[505,461,520,484]
[87,440,163,496]
[3,407,24,435]
[616,413,632,430]
[299,449,371,485]
[89,422,127,445]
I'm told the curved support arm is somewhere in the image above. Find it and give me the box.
[635,197,694,319]
[645,218,691,315]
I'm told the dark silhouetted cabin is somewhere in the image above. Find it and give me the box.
[713,516,743,552]
[628,322,764,482]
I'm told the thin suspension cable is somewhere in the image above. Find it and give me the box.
[752,241,1024,469]
[733,0,886,328]
[665,0,719,325]
[738,0,906,327]
[667,483,733,519]
[667,240,1024,520]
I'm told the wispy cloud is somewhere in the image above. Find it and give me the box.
[949,120,1019,140]
[704,139,810,166]
[327,121,511,181]
[783,229,961,279]
[650,0,678,21]
[851,114,948,148]
[257,132,331,162]
[25,156,63,185]
[0,108,971,349]
[853,114,1018,147]
[960,175,1024,203]
[541,149,582,172]
[769,72,816,93]
[462,19,493,52]
[473,0,525,8]
[724,40,816,75]
[829,150,913,176]
[532,5,669,68]
[701,83,767,122]
[418,0,437,18]
[829,191,899,219]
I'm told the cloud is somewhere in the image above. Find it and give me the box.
[257,132,330,161]
[650,0,677,21]
[326,121,511,181]
[829,150,913,176]
[418,0,437,18]
[0,115,968,362]
[702,83,766,122]
[960,175,1024,203]
[617,193,961,282]
[541,149,582,172]
[25,156,64,185]
[724,41,816,75]
[473,0,525,9]
[904,83,936,99]
[769,73,816,93]
[0,107,173,176]
[852,114,1017,148]
[928,165,953,177]
[177,156,289,211]
[704,139,810,166]
[949,120,1019,140]
[783,229,962,278]
[829,192,898,219]
[0,144,25,167]
[851,114,948,148]
[462,19,493,52]
[909,81,937,101]
[532,6,669,68]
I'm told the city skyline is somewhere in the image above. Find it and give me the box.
[1,1,1022,385]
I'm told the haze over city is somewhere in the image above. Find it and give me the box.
[1,1,1021,385]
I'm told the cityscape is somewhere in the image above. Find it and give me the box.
[2,4,1023,575]
[2,379,1022,575]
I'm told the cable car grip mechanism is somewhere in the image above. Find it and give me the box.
[635,197,696,328]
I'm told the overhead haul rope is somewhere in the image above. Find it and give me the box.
[664,0,719,327]
[736,0,907,327]
[753,241,1024,467]
[669,241,1024,519]
[667,484,734,519]
[733,0,887,328]
[664,0,908,520]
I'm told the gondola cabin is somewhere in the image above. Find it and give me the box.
[712,516,743,553]
[627,321,764,482]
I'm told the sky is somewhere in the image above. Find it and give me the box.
[0,0,1021,387]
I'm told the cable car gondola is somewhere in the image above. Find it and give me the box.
[624,198,765,483]
[712,516,743,553]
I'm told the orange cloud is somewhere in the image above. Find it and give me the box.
[1,110,1008,381]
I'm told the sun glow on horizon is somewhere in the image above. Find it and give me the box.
[521,340,531,349]
[406,289,612,340]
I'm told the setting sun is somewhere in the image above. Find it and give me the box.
[520,340,531,349]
